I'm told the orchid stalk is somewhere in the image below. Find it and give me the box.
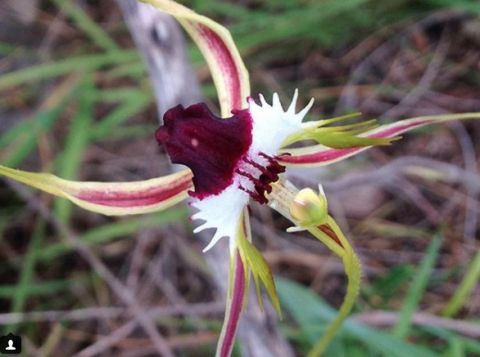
[2,1,480,356]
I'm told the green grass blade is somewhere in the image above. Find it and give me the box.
[3,107,65,167]
[447,336,465,357]
[34,208,187,263]
[54,78,94,223]
[0,75,78,151]
[393,235,442,338]
[423,327,480,355]
[103,62,147,79]
[277,278,436,357]
[92,87,148,103]
[0,215,8,244]
[104,124,157,140]
[0,279,79,299]
[51,0,119,52]
[91,91,153,140]
[0,51,139,91]
[425,0,480,13]
[9,220,46,334]
[442,251,480,317]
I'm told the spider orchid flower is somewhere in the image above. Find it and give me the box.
[2,1,480,356]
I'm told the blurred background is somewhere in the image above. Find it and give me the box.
[1,0,480,356]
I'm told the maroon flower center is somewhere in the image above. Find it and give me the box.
[156,102,285,204]
[156,103,252,199]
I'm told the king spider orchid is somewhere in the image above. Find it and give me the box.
[2,0,480,356]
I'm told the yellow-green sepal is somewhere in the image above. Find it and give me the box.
[284,114,398,149]
[236,226,282,317]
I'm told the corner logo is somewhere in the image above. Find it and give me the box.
[0,333,21,354]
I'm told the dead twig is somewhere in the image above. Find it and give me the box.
[353,310,480,339]
[6,180,175,357]
[76,321,137,357]
[0,302,224,325]
[322,156,480,195]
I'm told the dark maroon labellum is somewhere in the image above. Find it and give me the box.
[156,103,252,199]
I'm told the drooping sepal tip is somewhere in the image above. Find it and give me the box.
[0,165,192,216]
[281,112,480,167]
[216,249,247,357]
[236,213,282,318]
[283,111,400,149]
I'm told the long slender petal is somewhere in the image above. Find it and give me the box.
[280,113,480,166]
[0,165,192,215]
[140,0,250,116]
[216,247,247,357]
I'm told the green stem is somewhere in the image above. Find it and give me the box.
[306,217,362,356]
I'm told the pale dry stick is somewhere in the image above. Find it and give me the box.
[436,183,465,220]
[336,41,395,114]
[264,250,386,276]
[448,120,479,244]
[295,163,443,226]
[135,245,178,305]
[396,67,478,239]
[117,1,296,354]
[309,84,376,101]
[116,0,201,117]
[126,230,154,290]
[149,252,187,304]
[435,183,480,215]
[76,320,137,357]
[0,307,110,325]
[354,247,429,267]
[434,49,480,87]
[0,302,224,325]
[1,0,38,25]
[41,323,64,357]
[353,310,480,339]
[6,181,175,357]
[426,91,480,112]
[335,10,467,114]
[143,246,205,327]
[322,155,480,248]
[342,20,410,66]
[322,156,480,194]
[119,332,219,357]
[402,93,479,243]
[144,245,212,330]
[379,32,449,119]
[335,22,405,113]
[22,335,42,357]
[389,177,440,224]
[38,3,67,58]
[71,274,117,334]
[58,239,175,357]
[361,99,439,118]
[71,302,223,356]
